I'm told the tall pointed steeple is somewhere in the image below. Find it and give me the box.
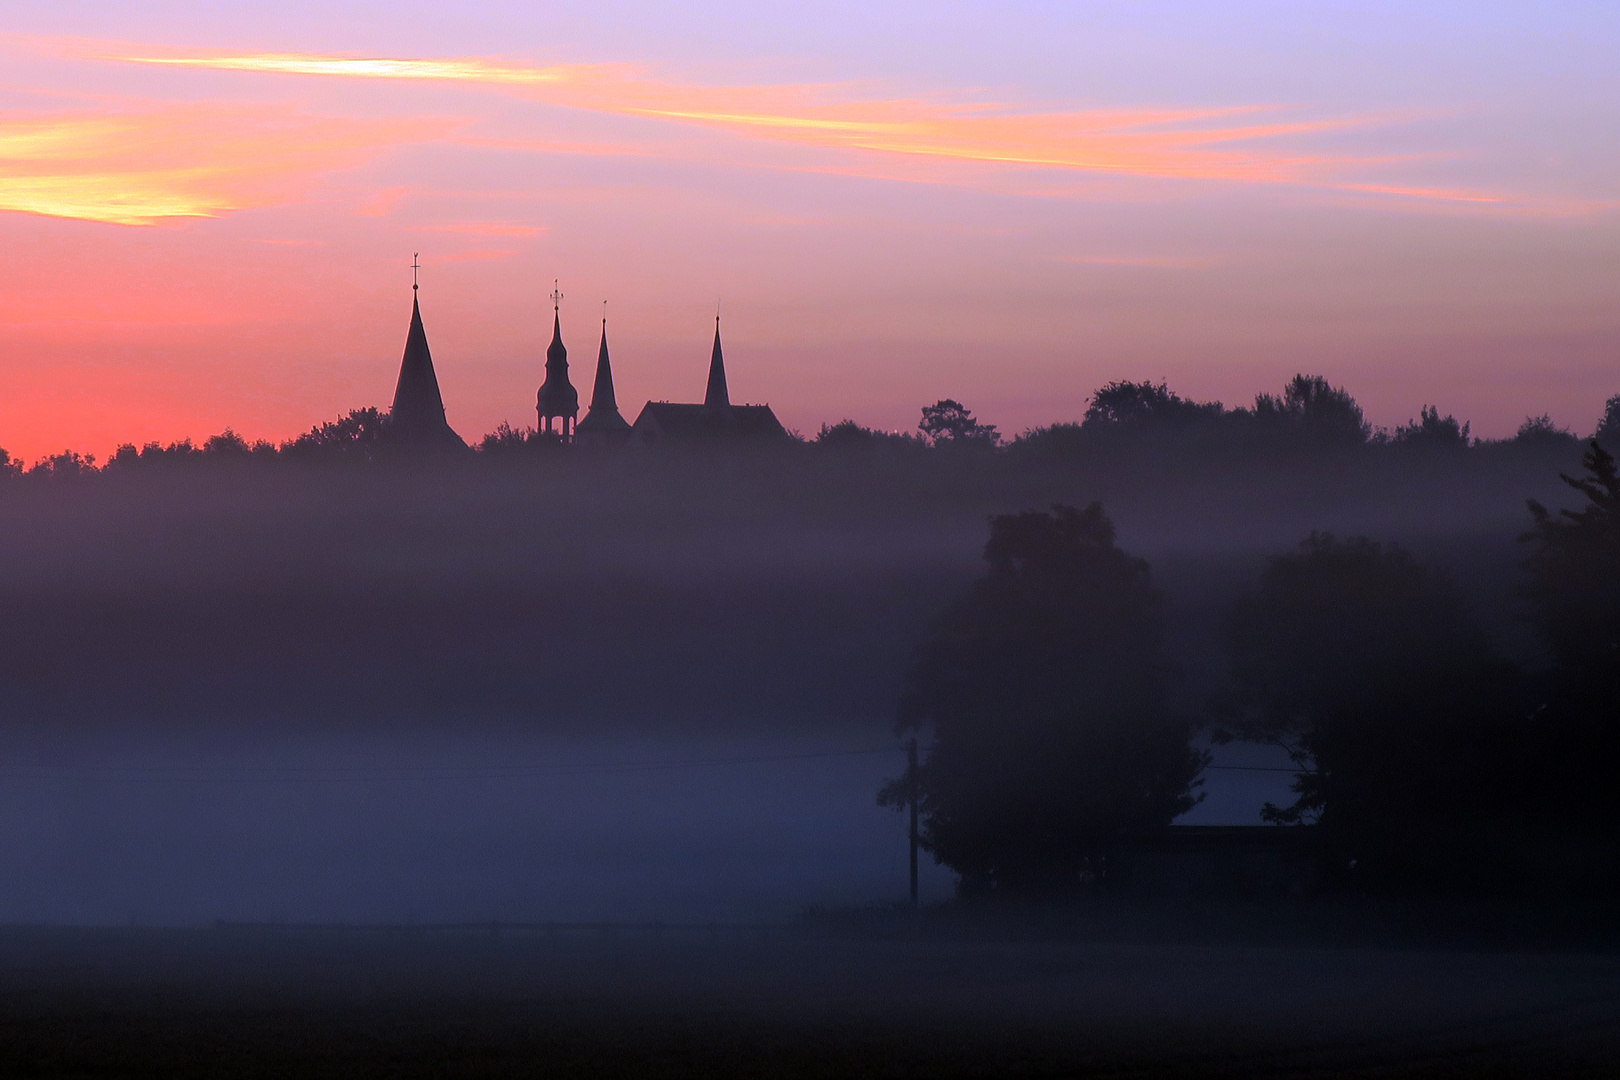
[536,280,579,440]
[388,257,465,449]
[575,303,632,447]
[704,315,730,409]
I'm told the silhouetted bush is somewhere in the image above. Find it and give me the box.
[883,504,1206,894]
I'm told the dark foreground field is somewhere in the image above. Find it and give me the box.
[0,924,1617,1078]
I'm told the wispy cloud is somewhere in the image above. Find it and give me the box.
[45,47,1589,216]
[0,104,435,225]
[419,221,548,237]
[1057,254,1214,269]
[114,51,1370,188]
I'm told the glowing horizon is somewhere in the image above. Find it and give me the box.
[0,6,1616,463]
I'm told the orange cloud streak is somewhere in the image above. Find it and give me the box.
[0,105,436,225]
[116,52,1361,186]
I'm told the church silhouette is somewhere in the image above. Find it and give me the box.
[388,273,785,451]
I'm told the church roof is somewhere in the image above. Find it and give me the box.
[630,402,787,443]
[388,294,467,449]
[629,315,786,445]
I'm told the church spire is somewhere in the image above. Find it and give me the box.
[591,304,618,412]
[388,258,465,450]
[575,300,631,446]
[704,314,730,409]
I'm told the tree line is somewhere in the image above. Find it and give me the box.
[882,435,1620,898]
[5,374,1617,477]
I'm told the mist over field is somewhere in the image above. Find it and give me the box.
[0,440,1582,730]
[0,428,1590,925]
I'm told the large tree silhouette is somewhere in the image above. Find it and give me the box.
[884,503,1205,893]
[1222,534,1521,891]
[1519,441,1620,882]
[1523,441,1620,699]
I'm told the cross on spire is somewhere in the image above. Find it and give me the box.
[412,253,420,291]
[551,280,563,311]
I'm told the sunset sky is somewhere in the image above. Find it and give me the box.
[2,2,1617,461]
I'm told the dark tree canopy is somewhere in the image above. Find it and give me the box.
[281,407,392,462]
[1253,375,1370,445]
[1514,413,1581,450]
[884,503,1205,893]
[1082,381,1224,429]
[1392,406,1471,450]
[814,420,923,452]
[1222,534,1520,890]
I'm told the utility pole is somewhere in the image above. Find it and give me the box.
[906,736,919,910]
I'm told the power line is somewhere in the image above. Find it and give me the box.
[0,745,899,784]
[0,747,1300,784]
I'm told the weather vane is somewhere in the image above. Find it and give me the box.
[551,280,563,311]
[412,253,420,292]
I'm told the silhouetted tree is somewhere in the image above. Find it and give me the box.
[202,429,277,458]
[1515,442,1620,889]
[1252,374,1370,446]
[477,422,534,454]
[0,448,19,478]
[26,450,97,479]
[1525,442,1620,657]
[1523,440,1620,722]
[1222,534,1521,891]
[281,407,391,462]
[882,503,1205,893]
[1393,406,1471,450]
[105,439,202,470]
[814,420,924,452]
[1006,422,1086,462]
[919,400,999,449]
[1083,381,1224,428]
[1596,395,1620,451]
[1514,413,1581,450]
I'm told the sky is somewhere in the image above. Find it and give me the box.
[1,1,1617,461]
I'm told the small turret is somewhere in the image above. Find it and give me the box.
[536,281,579,440]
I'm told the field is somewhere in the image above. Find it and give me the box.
[0,923,1616,1077]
